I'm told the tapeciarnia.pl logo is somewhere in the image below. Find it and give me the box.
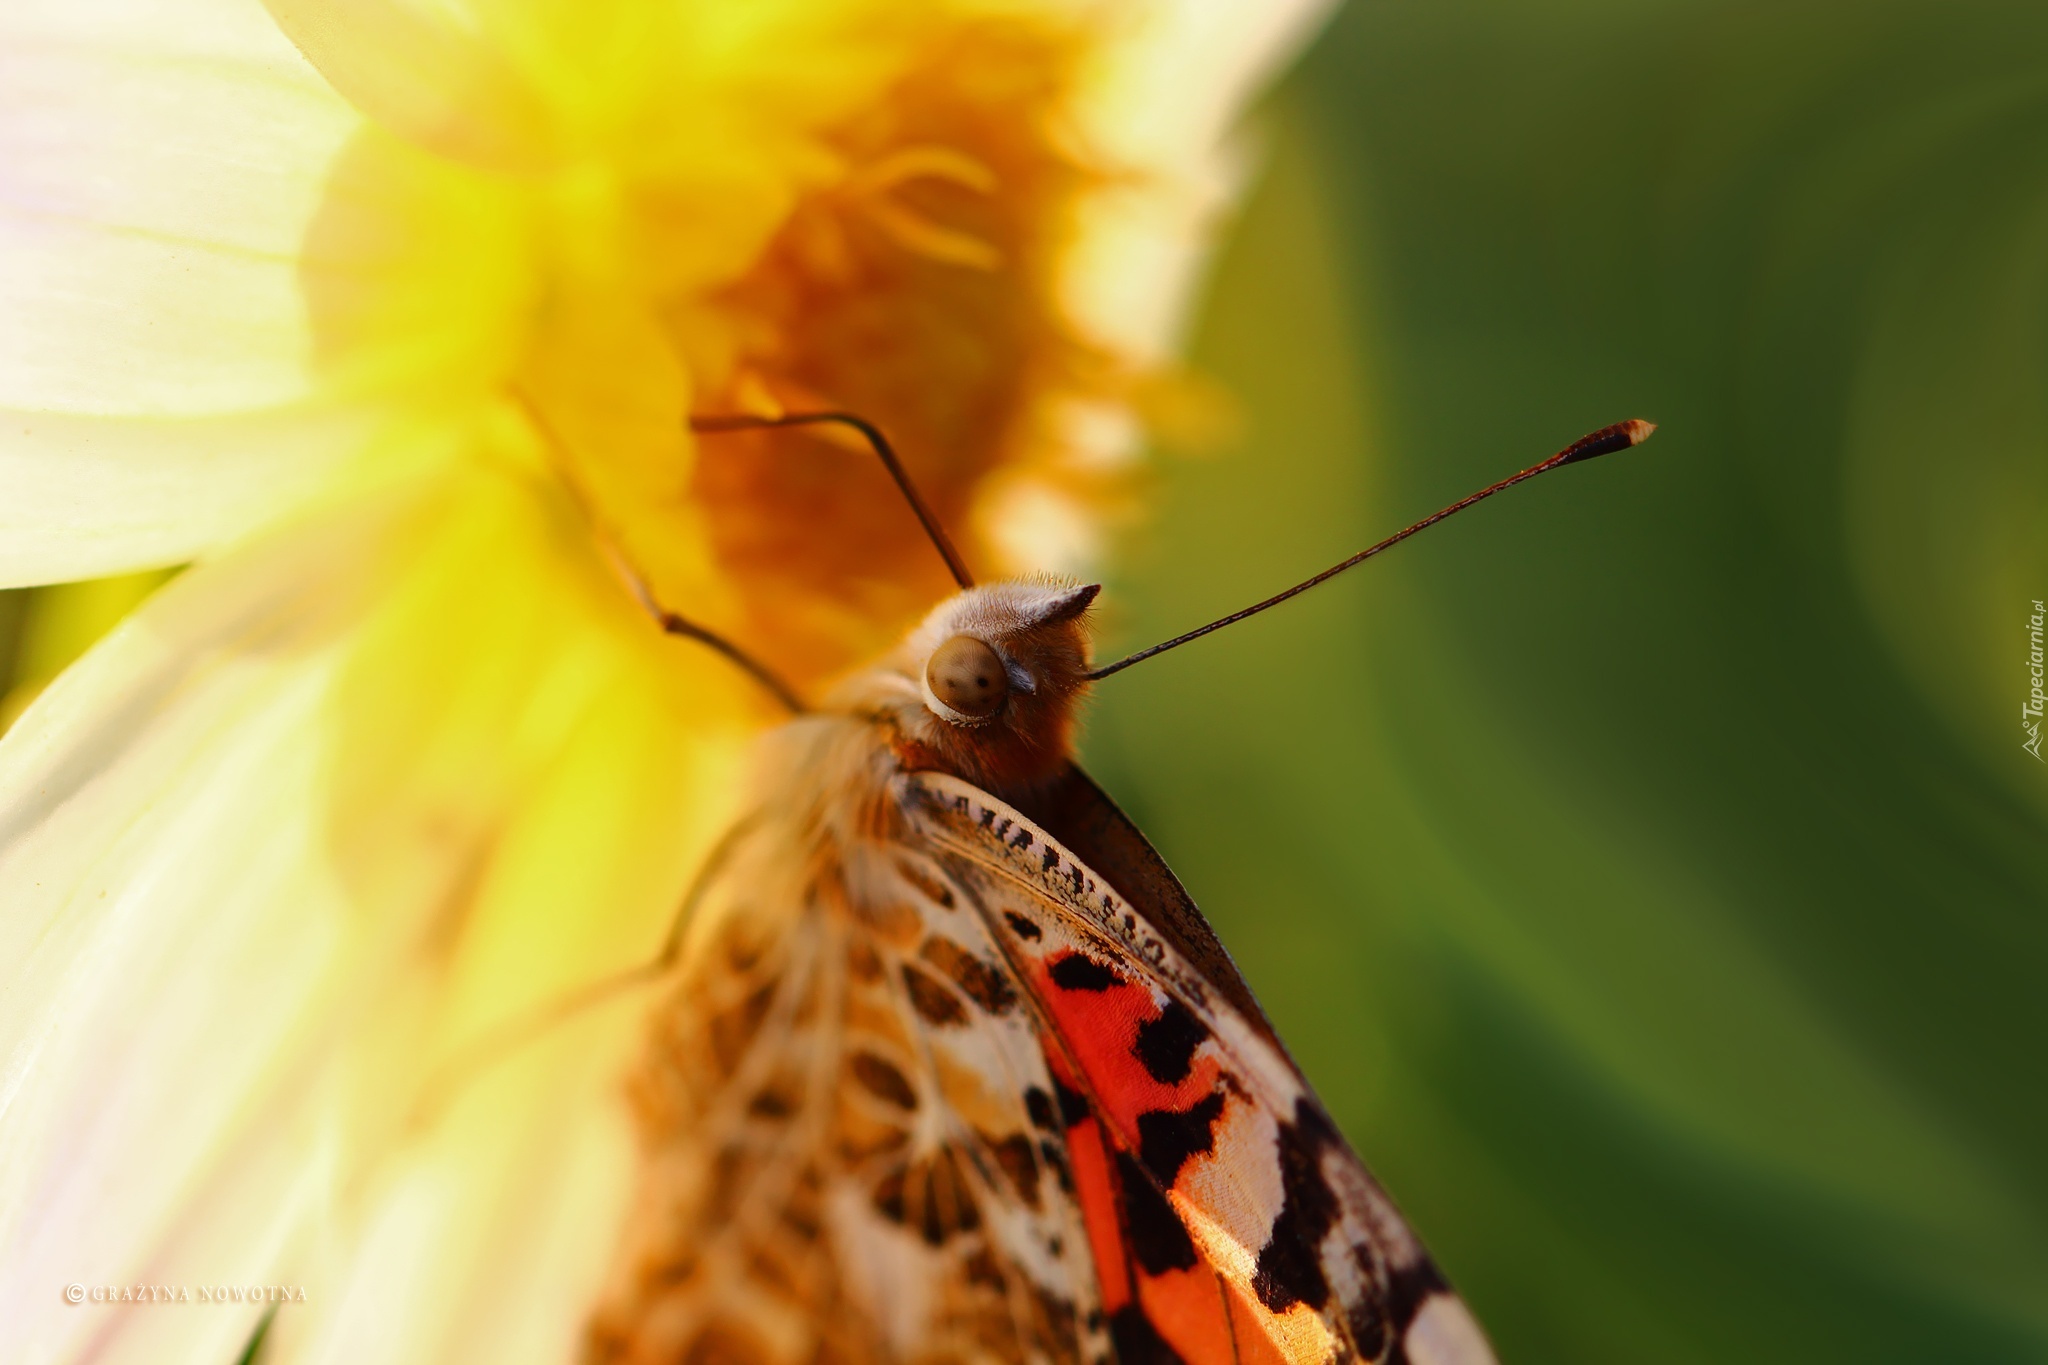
[2026,599,2045,762]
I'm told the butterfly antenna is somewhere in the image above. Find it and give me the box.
[690,411,975,589]
[1087,419,1657,681]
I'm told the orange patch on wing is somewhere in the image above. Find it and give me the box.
[1031,954,1219,1138]
[1223,1281,1310,1365]
[1066,1117,1130,1314]
[1034,955,1336,1363]
[1049,1048,1132,1314]
[1137,1262,1237,1365]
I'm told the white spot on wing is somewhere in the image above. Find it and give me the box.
[825,1181,936,1356]
[1404,1293,1500,1365]
[1174,1093,1283,1261]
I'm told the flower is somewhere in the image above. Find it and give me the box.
[0,0,1328,1360]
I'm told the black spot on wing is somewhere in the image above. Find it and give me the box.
[1054,1076,1093,1128]
[966,1247,1005,1290]
[871,1149,981,1246]
[747,1086,796,1119]
[922,1149,980,1245]
[1132,999,1208,1084]
[1347,1286,1389,1360]
[1025,1085,1058,1131]
[1108,1304,1186,1365]
[872,1166,909,1225]
[1040,1138,1074,1193]
[894,857,955,910]
[1004,910,1044,941]
[1114,1151,1197,1275]
[1388,1255,1449,1313]
[1049,953,1122,992]
[1135,1091,1227,1186]
[989,1132,1044,1209]
[1033,1276,1080,1355]
[1041,845,1060,873]
[1347,1252,1453,1362]
[1344,1242,1392,1359]
[1251,1099,1344,1313]
[921,937,1018,1015]
[1253,1220,1329,1318]
[707,981,776,1077]
[850,1051,918,1110]
[901,962,968,1026]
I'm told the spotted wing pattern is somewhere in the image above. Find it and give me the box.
[903,771,1498,1365]
[587,750,1107,1365]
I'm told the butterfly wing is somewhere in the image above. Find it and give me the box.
[589,736,1491,1365]
[1008,764,1278,1045]
[588,765,1110,1365]
[903,768,1497,1365]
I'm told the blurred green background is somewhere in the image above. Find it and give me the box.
[1087,1,2048,1361]
[5,2,2044,1361]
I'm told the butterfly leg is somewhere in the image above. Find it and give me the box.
[591,532,806,715]
[406,812,762,1128]
[511,389,806,714]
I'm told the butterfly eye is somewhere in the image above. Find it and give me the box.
[925,634,1010,722]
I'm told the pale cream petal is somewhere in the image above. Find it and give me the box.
[0,406,389,589]
[0,490,405,1365]
[0,0,405,583]
[4,0,313,64]
[0,0,359,415]
[89,1089,334,1364]
[1063,0,1339,361]
[0,454,753,1364]
[275,1015,641,1365]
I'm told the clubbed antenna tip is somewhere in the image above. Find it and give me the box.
[1556,418,1657,467]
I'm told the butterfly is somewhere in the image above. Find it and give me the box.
[546,411,1653,1365]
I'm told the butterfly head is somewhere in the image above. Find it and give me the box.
[872,579,1099,792]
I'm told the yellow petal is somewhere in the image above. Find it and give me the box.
[282,456,756,1363]
[0,453,751,1362]
[282,661,746,1364]
[261,0,571,171]
[297,128,535,404]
